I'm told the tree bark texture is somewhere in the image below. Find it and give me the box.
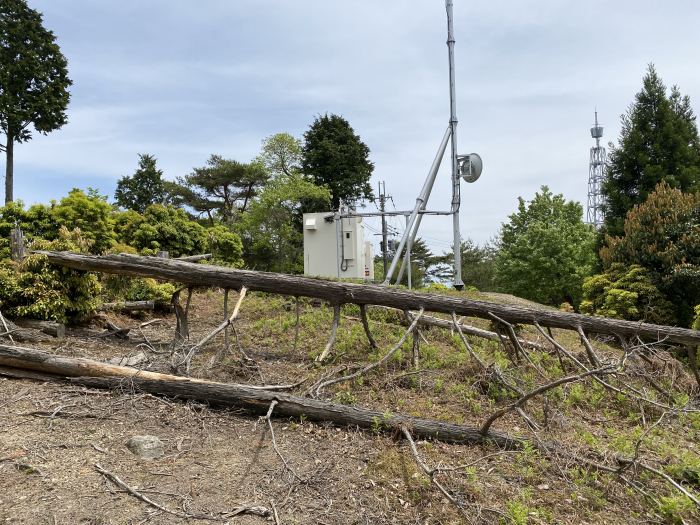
[0,343,521,448]
[12,318,65,338]
[5,133,13,204]
[98,301,155,312]
[35,251,700,346]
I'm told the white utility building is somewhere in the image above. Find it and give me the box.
[303,212,374,280]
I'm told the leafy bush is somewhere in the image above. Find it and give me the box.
[580,264,675,325]
[0,200,60,258]
[601,182,699,325]
[124,278,175,305]
[205,225,244,267]
[0,228,101,322]
[51,188,115,253]
[118,204,207,257]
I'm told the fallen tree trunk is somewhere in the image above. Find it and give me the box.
[13,318,65,339]
[177,253,212,262]
[0,343,521,448]
[407,311,547,349]
[36,251,700,346]
[99,300,155,312]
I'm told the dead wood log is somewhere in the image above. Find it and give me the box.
[36,251,700,346]
[176,253,212,262]
[12,318,65,339]
[0,343,521,448]
[0,319,52,344]
[98,301,155,312]
[408,311,547,350]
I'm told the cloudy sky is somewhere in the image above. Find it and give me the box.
[11,0,700,254]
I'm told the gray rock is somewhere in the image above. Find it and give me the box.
[126,435,164,459]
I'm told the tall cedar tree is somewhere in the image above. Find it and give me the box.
[302,114,374,209]
[114,154,168,213]
[603,65,700,236]
[0,0,71,203]
[170,155,268,225]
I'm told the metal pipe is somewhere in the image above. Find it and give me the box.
[382,126,452,285]
[395,125,452,284]
[446,0,464,289]
[339,209,453,219]
[405,215,412,289]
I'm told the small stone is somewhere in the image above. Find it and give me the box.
[537,483,550,490]
[126,435,164,459]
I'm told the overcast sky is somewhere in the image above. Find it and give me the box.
[11,0,700,254]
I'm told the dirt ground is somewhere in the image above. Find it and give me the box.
[1,290,698,524]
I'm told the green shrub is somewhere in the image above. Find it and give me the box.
[51,189,115,253]
[580,264,675,324]
[0,200,60,258]
[0,229,101,322]
[205,225,244,267]
[118,204,207,257]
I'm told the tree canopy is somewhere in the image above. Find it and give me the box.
[169,155,268,224]
[0,0,71,203]
[114,154,168,213]
[258,133,302,178]
[495,186,596,308]
[237,173,331,273]
[433,239,497,291]
[603,64,700,236]
[302,114,374,209]
[600,181,699,325]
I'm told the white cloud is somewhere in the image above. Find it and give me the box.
[12,0,700,249]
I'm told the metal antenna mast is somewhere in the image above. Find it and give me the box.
[382,0,481,289]
[586,110,606,228]
[446,0,463,289]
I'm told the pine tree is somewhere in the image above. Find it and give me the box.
[603,64,700,236]
[115,154,168,213]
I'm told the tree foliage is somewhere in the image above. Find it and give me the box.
[433,239,497,291]
[580,264,675,325]
[379,238,435,288]
[495,186,595,307]
[52,188,115,254]
[0,0,71,203]
[237,173,331,273]
[116,204,207,258]
[0,228,101,322]
[600,181,699,325]
[302,114,374,209]
[603,65,700,236]
[204,225,244,267]
[170,155,268,224]
[258,133,302,178]
[114,154,168,213]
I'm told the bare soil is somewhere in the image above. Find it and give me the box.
[1,290,698,524]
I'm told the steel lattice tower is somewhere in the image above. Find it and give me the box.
[586,110,606,228]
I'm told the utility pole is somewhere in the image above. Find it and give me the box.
[377,182,389,278]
